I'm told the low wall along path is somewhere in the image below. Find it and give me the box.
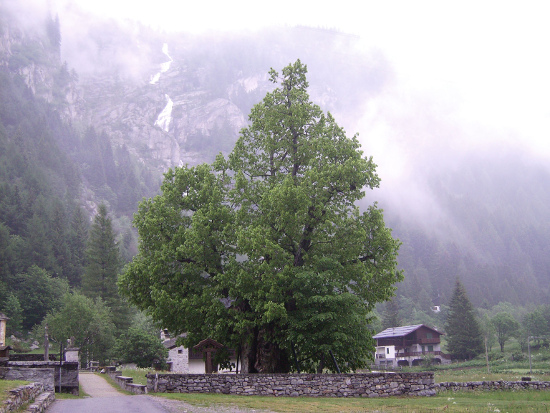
[147,372,436,397]
[147,372,550,398]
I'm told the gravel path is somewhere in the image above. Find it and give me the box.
[78,371,124,397]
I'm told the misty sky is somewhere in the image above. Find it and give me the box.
[52,0,549,157]
[48,0,550,228]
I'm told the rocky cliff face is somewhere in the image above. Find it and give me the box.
[77,54,270,171]
[0,9,83,123]
[2,1,384,175]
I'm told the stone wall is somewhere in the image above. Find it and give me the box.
[9,354,57,362]
[147,372,436,397]
[0,367,55,392]
[107,371,148,394]
[167,346,189,373]
[0,382,54,413]
[437,380,550,392]
[3,361,79,394]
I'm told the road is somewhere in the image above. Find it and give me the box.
[47,372,273,413]
[46,372,170,413]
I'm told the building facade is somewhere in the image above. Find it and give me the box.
[373,324,451,367]
[161,331,237,373]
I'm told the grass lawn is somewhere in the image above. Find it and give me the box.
[0,379,29,402]
[119,361,550,412]
[434,368,550,383]
[54,384,91,399]
[152,390,550,412]
[119,369,151,386]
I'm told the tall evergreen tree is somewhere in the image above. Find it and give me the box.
[82,204,129,331]
[445,279,483,360]
[382,297,401,329]
[49,200,70,278]
[67,206,89,287]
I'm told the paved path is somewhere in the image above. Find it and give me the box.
[47,372,274,413]
[47,372,170,413]
[78,372,125,398]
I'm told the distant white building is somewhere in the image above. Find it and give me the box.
[161,331,237,373]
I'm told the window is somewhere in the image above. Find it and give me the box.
[386,347,390,354]
[426,332,433,339]
[178,349,183,354]
[428,345,433,352]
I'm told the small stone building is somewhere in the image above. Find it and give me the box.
[161,331,236,373]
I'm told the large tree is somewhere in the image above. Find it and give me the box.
[120,60,402,373]
[445,279,483,360]
[82,204,130,331]
[114,327,167,368]
[43,293,116,364]
[491,311,519,352]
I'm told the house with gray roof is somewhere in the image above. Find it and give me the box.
[373,324,451,367]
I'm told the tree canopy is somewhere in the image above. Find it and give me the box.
[445,279,483,360]
[82,204,130,332]
[120,60,402,373]
[491,311,519,352]
[43,293,116,364]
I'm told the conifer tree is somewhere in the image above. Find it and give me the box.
[445,279,483,359]
[82,204,130,331]
[67,206,89,287]
[382,297,401,329]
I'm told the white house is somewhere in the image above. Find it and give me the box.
[161,331,237,373]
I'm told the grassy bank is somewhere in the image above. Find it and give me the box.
[0,379,30,402]
[152,390,550,412]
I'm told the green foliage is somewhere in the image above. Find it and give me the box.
[1,293,23,336]
[12,265,69,330]
[114,327,167,368]
[120,60,402,373]
[491,311,520,352]
[43,293,116,364]
[381,298,400,330]
[82,204,130,332]
[445,279,483,360]
[479,313,497,352]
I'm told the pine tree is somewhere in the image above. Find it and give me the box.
[382,297,401,329]
[49,200,70,279]
[445,279,483,360]
[67,206,89,287]
[81,204,130,331]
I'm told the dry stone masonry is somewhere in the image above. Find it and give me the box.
[147,372,436,397]
[437,380,550,392]
[0,382,54,413]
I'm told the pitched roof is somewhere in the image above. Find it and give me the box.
[162,333,187,349]
[373,324,442,339]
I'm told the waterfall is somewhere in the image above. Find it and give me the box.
[150,43,173,85]
[151,43,175,132]
[154,94,173,132]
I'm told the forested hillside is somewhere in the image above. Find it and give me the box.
[1,0,550,344]
[0,1,159,335]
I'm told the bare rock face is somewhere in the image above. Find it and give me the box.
[78,59,269,172]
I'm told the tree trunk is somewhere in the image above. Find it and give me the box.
[241,326,290,373]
